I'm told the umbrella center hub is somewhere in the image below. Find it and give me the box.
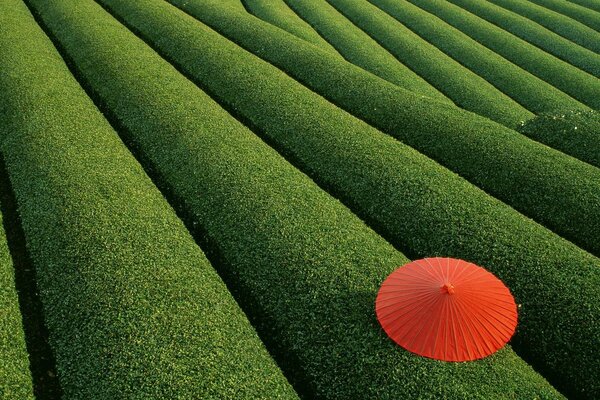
[441,283,455,295]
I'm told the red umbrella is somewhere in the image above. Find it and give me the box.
[376,257,517,362]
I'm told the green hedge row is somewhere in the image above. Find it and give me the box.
[283,0,449,102]
[488,0,600,53]
[75,0,598,397]
[0,187,33,398]
[31,0,568,398]
[527,0,600,31]
[403,0,600,110]
[325,0,532,127]
[243,0,339,54]
[517,110,600,169]
[368,0,587,114]
[2,1,297,398]
[569,0,600,13]
[171,0,600,258]
[445,0,600,78]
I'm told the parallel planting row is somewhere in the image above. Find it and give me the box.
[325,0,532,127]
[526,0,600,31]
[445,0,600,77]
[25,0,567,398]
[171,0,600,258]
[486,0,600,53]
[1,1,296,398]
[66,0,600,397]
[242,0,339,54]
[398,0,600,109]
[283,0,450,102]
[370,0,595,111]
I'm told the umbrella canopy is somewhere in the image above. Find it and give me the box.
[376,257,517,362]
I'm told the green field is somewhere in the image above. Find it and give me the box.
[1,0,598,399]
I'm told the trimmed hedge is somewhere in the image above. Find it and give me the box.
[403,0,600,109]
[0,195,33,398]
[487,0,600,53]
[1,1,297,398]
[517,110,600,169]
[446,0,600,78]
[30,0,569,398]
[169,0,600,258]
[368,0,587,114]
[283,0,450,102]
[527,0,600,31]
[324,0,533,127]
[242,0,339,54]
[569,0,600,13]
[59,0,599,397]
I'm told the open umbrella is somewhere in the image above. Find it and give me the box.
[376,257,517,362]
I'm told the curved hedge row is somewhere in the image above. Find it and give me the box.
[528,0,600,31]
[487,0,600,53]
[517,110,600,169]
[569,0,600,13]
[242,0,339,54]
[403,0,600,109]
[368,0,587,114]
[2,1,297,398]
[171,0,600,258]
[445,0,600,78]
[283,0,449,102]
[0,193,33,398]
[80,0,599,397]
[30,0,569,398]
[325,0,532,127]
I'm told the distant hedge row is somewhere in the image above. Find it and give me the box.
[95,0,598,397]
[3,1,296,398]
[403,0,600,109]
[368,0,587,114]
[32,0,566,398]
[569,0,600,13]
[325,0,532,127]
[527,0,600,32]
[487,0,600,53]
[172,0,600,258]
[446,0,600,78]
[283,0,450,101]
[243,0,339,54]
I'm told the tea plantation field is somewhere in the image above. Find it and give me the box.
[1,0,598,399]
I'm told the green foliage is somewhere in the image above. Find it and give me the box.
[369,0,587,113]
[446,0,600,78]
[53,0,600,397]
[518,110,600,168]
[0,196,33,399]
[488,0,600,53]
[283,0,449,101]
[324,0,532,127]
[28,0,567,398]
[527,0,600,31]
[569,0,600,13]
[405,0,600,109]
[0,1,297,398]
[243,0,339,54]
[170,0,600,258]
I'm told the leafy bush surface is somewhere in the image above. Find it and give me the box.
[24,0,567,398]
[446,0,600,78]
[170,0,600,258]
[0,1,297,398]
[404,0,600,109]
[518,110,600,168]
